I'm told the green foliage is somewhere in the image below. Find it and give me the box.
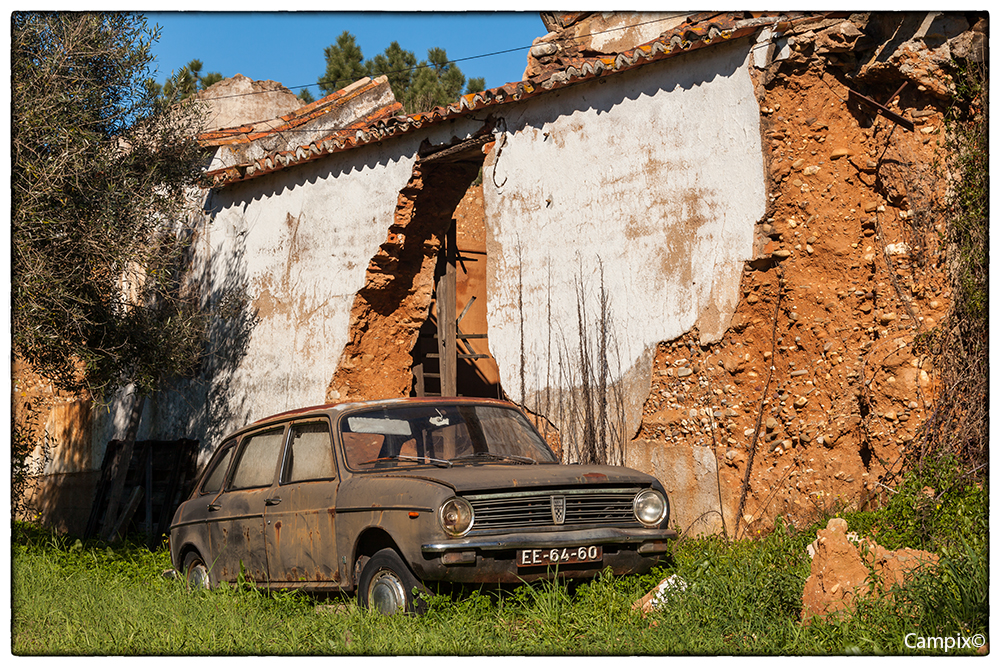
[406,46,468,113]
[840,456,987,553]
[317,31,484,113]
[11,12,208,399]
[12,511,985,655]
[896,537,989,638]
[467,76,486,95]
[149,58,225,103]
[12,461,986,655]
[297,88,316,104]
[365,40,417,103]
[318,31,368,96]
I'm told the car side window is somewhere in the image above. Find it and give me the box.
[283,421,337,483]
[229,427,284,490]
[200,440,236,495]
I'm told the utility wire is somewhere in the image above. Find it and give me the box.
[196,11,811,138]
[181,12,696,103]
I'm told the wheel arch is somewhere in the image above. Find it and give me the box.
[350,527,401,588]
[173,531,213,580]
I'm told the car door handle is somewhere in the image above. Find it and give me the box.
[265,497,282,506]
[207,503,221,512]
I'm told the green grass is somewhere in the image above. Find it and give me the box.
[13,461,987,656]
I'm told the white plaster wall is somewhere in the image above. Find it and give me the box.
[483,39,765,459]
[206,154,414,415]
[96,120,488,461]
[96,144,419,458]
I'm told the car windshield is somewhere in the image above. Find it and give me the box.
[341,403,558,470]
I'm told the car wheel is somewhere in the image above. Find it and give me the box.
[358,548,426,615]
[183,552,211,591]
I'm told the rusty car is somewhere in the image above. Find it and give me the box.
[169,397,677,614]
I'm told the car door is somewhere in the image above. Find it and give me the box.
[206,425,285,583]
[264,419,343,586]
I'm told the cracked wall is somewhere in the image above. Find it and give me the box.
[327,159,484,402]
[483,37,766,465]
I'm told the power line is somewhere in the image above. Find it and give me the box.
[186,12,697,103]
[197,11,801,139]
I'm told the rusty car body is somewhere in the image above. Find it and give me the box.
[169,397,677,614]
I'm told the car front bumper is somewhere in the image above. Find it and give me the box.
[417,526,677,583]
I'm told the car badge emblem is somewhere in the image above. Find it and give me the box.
[551,495,566,525]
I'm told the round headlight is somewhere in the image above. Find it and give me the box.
[439,497,474,537]
[633,489,667,527]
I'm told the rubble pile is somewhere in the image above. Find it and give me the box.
[801,518,937,621]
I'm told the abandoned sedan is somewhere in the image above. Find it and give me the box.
[169,398,677,614]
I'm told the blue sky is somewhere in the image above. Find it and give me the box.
[145,11,548,98]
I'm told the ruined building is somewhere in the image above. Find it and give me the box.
[16,11,986,538]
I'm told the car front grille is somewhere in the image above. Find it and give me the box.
[465,487,643,533]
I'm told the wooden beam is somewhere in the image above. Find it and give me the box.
[437,222,458,397]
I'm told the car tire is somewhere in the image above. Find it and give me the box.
[358,548,426,615]
[183,552,211,591]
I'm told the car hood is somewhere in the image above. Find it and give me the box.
[369,463,656,494]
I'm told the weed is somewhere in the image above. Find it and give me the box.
[12,457,987,656]
[840,455,987,552]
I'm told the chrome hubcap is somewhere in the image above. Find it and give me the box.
[188,563,209,590]
[369,570,406,615]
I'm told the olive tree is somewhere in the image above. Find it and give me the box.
[11,12,209,532]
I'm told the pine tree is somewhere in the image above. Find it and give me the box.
[318,32,486,113]
[318,31,367,95]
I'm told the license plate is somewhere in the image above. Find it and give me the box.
[517,545,603,567]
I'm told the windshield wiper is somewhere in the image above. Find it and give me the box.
[360,455,453,468]
[450,452,536,465]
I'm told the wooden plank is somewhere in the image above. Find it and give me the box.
[437,222,458,397]
[108,486,144,544]
[155,443,182,542]
[84,439,122,538]
[154,439,197,546]
[413,362,426,397]
[144,442,153,541]
[101,392,146,541]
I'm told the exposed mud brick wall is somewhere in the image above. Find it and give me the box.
[328,161,482,402]
[637,12,968,537]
